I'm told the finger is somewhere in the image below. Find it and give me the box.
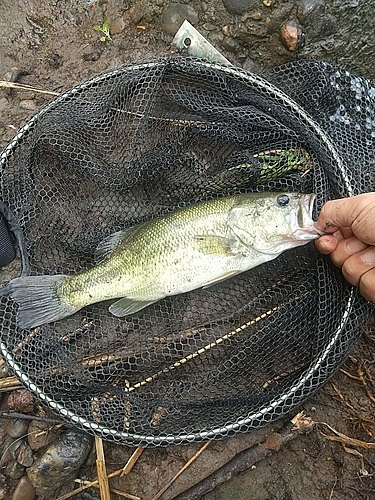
[340,227,354,239]
[359,268,375,302]
[315,235,339,254]
[341,246,375,287]
[329,236,368,268]
[315,193,375,236]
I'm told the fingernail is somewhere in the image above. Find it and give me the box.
[346,238,367,253]
[362,247,375,264]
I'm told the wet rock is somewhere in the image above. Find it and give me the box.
[19,100,37,111]
[297,0,325,26]
[5,460,25,480]
[110,17,125,35]
[0,98,9,111]
[27,420,60,451]
[47,53,63,69]
[129,1,146,25]
[297,0,336,40]
[242,56,258,72]
[27,430,93,490]
[222,0,258,15]
[82,51,102,62]
[221,36,241,54]
[6,390,34,413]
[0,485,6,500]
[5,419,29,439]
[12,476,35,500]
[161,3,199,36]
[15,441,33,467]
[0,358,10,377]
[266,2,295,34]
[280,20,303,52]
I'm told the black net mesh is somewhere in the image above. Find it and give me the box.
[0,58,374,446]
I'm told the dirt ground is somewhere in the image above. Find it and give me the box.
[0,1,375,499]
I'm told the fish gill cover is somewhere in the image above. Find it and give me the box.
[0,58,374,446]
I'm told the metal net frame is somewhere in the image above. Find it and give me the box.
[0,58,374,446]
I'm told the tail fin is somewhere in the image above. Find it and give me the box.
[1,275,80,329]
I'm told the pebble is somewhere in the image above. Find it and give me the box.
[6,390,34,413]
[5,419,29,439]
[161,3,199,36]
[5,460,25,480]
[0,485,6,500]
[27,430,93,489]
[15,441,33,468]
[27,420,60,451]
[129,1,146,25]
[297,0,325,26]
[280,20,302,52]
[0,358,10,377]
[12,476,35,500]
[0,98,9,111]
[221,36,241,54]
[110,16,125,35]
[19,100,37,111]
[222,0,258,15]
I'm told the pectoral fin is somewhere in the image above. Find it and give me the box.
[202,270,242,289]
[109,297,157,317]
[194,235,235,256]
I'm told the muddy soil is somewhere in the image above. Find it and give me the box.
[0,1,375,500]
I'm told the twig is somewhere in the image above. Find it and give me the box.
[95,436,111,500]
[319,422,375,449]
[339,368,361,381]
[329,477,338,500]
[74,480,140,500]
[0,375,23,392]
[0,411,65,425]
[152,441,211,500]
[56,463,141,499]
[121,447,144,476]
[170,412,314,500]
[0,80,60,96]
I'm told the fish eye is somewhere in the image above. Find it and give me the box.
[277,194,290,207]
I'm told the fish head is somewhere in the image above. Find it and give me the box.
[229,192,319,255]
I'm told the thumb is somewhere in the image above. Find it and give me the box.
[315,193,375,233]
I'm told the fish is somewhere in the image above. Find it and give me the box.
[1,192,319,330]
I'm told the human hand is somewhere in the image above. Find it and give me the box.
[315,193,375,302]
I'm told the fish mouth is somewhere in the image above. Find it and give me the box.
[296,193,319,239]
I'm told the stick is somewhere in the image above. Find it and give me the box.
[0,375,23,392]
[0,411,64,425]
[121,447,144,476]
[56,458,144,499]
[95,436,111,500]
[152,441,211,500]
[0,80,60,96]
[74,479,141,500]
[170,413,314,500]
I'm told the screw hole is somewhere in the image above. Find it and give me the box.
[183,37,191,47]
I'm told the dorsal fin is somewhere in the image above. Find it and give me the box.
[95,226,137,262]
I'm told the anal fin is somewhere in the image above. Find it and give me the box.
[109,297,157,317]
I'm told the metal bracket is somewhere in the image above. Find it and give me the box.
[172,20,232,66]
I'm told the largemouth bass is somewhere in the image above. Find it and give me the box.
[2,192,319,329]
